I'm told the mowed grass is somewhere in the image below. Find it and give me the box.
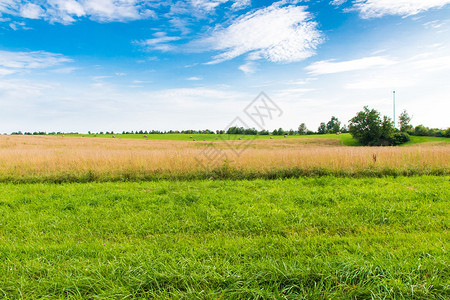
[0,176,448,298]
[0,135,449,183]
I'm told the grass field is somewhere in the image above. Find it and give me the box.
[0,135,448,182]
[0,135,448,298]
[59,132,449,147]
[0,176,449,298]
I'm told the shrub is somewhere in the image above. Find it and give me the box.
[390,132,410,145]
[414,125,429,136]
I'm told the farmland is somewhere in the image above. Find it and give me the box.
[0,135,449,298]
[0,135,448,183]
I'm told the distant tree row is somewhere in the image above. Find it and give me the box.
[7,109,449,143]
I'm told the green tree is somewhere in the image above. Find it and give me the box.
[317,122,326,134]
[349,107,409,146]
[381,116,394,138]
[298,123,307,135]
[398,110,413,132]
[445,128,450,138]
[414,125,429,136]
[349,106,382,145]
[326,116,341,133]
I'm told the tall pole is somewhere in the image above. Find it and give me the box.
[393,91,396,128]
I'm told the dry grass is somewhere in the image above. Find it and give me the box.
[0,135,448,182]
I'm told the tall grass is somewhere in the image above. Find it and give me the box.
[0,135,448,182]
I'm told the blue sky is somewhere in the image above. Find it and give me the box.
[0,0,449,133]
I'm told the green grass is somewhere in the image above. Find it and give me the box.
[403,135,450,146]
[0,176,449,298]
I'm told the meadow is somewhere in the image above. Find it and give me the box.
[0,135,448,183]
[0,176,449,298]
[0,134,449,298]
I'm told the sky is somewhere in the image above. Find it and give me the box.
[0,0,449,133]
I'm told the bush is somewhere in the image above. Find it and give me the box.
[414,125,429,136]
[445,128,450,138]
[390,132,410,145]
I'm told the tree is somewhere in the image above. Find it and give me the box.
[349,106,383,146]
[349,106,408,146]
[398,110,413,132]
[381,116,394,139]
[326,116,341,133]
[445,128,450,138]
[317,122,326,134]
[298,123,307,135]
[272,128,286,136]
[414,125,429,136]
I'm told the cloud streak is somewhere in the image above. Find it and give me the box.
[0,0,157,24]
[351,0,450,18]
[305,56,397,75]
[0,50,72,73]
[192,2,323,64]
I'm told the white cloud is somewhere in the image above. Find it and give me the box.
[192,1,322,64]
[186,76,203,80]
[0,0,157,24]
[138,32,182,51]
[352,0,450,18]
[51,67,79,74]
[9,20,31,30]
[238,61,256,74]
[305,56,397,75]
[0,50,72,70]
[0,0,252,25]
[344,52,450,90]
[330,0,347,5]
[19,3,43,19]
[0,68,16,76]
[168,0,251,18]
[231,0,251,10]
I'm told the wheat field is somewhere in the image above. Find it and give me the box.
[0,135,448,182]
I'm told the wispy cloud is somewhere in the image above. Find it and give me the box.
[0,0,252,25]
[351,0,450,18]
[0,0,157,24]
[191,1,323,64]
[0,50,72,74]
[238,61,257,74]
[186,76,203,80]
[138,32,182,52]
[305,56,397,75]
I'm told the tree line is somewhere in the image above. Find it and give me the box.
[8,107,449,146]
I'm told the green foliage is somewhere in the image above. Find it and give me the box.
[226,127,258,135]
[272,128,287,136]
[0,177,448,298]
[390,132,411,146]
[445,128,450,138]
[414,125,430,136]
[326,116,341,133]
[349,107,407,146]
[318,122,326,134]
[349,106,383,145]
[399,110,413,132]
[298,123,307,135]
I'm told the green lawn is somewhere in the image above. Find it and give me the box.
[1,176,448,298]
[403,135,450,146]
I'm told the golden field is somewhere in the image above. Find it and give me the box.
[0,135,448,182]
